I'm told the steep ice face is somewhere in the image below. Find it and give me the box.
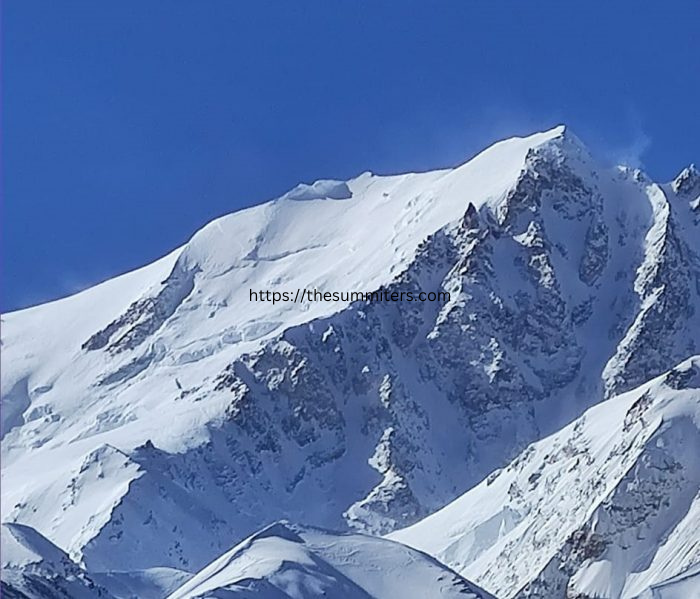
[1,126,698,582]
[390,357,700,599]
[280,179,353,201]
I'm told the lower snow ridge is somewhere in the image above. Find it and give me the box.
[636,562,700,599]
[1,522,114,598]
[167,521,496,599]
[390,356,700,599]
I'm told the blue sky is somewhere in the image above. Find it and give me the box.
[3,0,699,311]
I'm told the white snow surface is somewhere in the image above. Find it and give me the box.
[635,563,700,599]
[390,357,700,599]
[166,521,496,599]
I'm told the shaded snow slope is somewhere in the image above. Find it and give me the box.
[166,521,496,599]
[2,126,699,579]
[390,357,700,599]
[1,522,114,598]
[635,563,700,599]
[90,568,193,599]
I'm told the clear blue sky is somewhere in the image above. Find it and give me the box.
[2,1,699,311]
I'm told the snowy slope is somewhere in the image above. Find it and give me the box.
[1,522,114,598]
[166,521,496,599]
[390,357,700,599]
[2,126,699,583]
[89,568,193,599]
[635,563,700,599]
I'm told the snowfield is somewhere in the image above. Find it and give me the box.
[2,126,699,598]
[390,357,700,599]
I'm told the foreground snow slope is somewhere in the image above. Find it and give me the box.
[2,126,699,576]
[1,522,114,598]
[636,563,700,599]
[391,357,700,599]
[166,521,496,599]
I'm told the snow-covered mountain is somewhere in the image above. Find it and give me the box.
[2,125,699,597]
[165,521,495,599]
[390,357,700,599]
